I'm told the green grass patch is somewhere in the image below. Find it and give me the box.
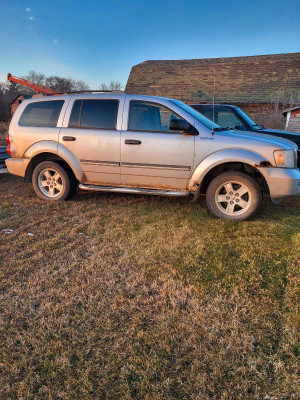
[0,174,299,399]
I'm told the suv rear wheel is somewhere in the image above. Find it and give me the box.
[206,172,262,221]
[32,161,71,201]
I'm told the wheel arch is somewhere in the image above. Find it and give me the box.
[199,161,269,195]
[25,152,76,183]
[189,149,271,196]
[23,141,85,183]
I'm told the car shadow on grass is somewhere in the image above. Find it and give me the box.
[1,172,300,224]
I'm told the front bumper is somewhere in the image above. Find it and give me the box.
[5,157,30,177]
[259,167,300,199]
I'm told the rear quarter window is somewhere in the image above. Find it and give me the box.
[19,100,64,127]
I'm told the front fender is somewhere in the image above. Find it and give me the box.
[188,148,268,190]
[23,140,85,181]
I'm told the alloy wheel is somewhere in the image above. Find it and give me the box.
[215,181,251,216]
[38,168,64,198]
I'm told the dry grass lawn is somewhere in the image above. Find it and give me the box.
[0,173,299,399]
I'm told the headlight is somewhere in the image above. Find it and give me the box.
[274,149,295,168]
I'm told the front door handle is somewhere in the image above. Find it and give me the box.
[62,136,76,141]
[125,139,142,145]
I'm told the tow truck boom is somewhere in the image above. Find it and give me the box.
[7,73,57,94]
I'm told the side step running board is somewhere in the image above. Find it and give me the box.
[78,183,189,197]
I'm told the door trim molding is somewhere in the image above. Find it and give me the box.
[121,162,191,171]
[80,160,191,171]
[80,159,120,167]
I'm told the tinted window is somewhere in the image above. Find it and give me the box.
[79,100,118,129]
[191,105,205,114]
[216,108,246,130]
[19,100,64,127]
[129,101,181,132]
[69,100,82,127]
[200,107,214,121]
[169,100,219,130]
[191,104,247,130]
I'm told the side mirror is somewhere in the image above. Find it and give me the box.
[169,119,198,135]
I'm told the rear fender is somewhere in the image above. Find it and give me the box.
[23,140,85,181]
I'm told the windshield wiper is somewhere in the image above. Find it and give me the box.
[213,127,233,132]
[252,124,264,130]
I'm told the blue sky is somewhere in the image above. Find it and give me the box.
[0,0,299,88]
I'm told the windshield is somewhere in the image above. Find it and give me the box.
[235,107,263,130]
[169,100,220,130]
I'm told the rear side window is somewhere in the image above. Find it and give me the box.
[69,99,118,129]
[19,100,64,127]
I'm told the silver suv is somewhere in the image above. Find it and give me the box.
[5,93,300,220]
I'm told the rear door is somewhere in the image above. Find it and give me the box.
[60,95,123,185]
[121,99,195,190]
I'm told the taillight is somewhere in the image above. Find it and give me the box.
[5,133,11,155]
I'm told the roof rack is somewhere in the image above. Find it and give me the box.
[51,90,125,95]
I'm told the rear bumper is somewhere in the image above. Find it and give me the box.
[5,158,30,177]
[260,167,300,199]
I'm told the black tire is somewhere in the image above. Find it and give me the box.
[66,178,78,200]
[32,161,71,201]
[206,171,262,221]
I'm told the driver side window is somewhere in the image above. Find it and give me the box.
[128,101,182,133]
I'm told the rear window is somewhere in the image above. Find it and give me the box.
[69,99,119,129]
[19,100,64,127]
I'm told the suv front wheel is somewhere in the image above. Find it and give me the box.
[32,161,71,201]
[206,172,262,221]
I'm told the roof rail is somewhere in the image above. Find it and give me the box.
[51,89,125,95]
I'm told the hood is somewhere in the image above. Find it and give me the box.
[218,129,297,150]
[260,128,300,136]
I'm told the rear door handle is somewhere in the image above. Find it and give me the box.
[62,136,76,141]
[125,139,142,145]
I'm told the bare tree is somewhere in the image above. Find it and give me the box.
[259,88,300,130]
[22,72,90,93]
[25,71,46,86]
[44,76,90,92]
[99,81,122,91]
[0,71,91,121]
[0,81,24,121]
[18,71,90,93]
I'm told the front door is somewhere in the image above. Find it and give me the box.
[59,97,122,185]
[121,100,195,190]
